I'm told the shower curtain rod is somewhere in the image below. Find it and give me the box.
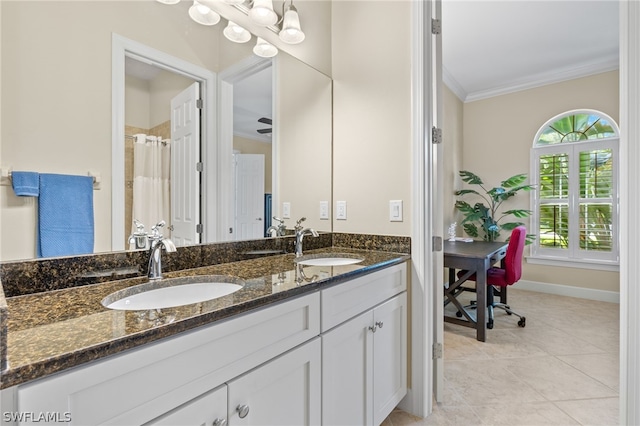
[125,134,170,144]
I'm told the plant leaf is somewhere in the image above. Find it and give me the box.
[502,209,532,218]
[501,174,528,188]
[454,189,481,197]
[454,200,475,214]
[462,223,479,237]
[459,170,483,185]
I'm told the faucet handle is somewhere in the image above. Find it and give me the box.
[295,217,307,230]
[273,216,285,224]
[150,220,166,239]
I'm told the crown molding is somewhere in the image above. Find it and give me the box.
[463,55,619,103]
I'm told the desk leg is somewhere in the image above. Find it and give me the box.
[475,259,488,342]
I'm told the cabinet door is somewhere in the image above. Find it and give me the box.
[321,311,374,426]
[227,338,321,426]
[147,384,227,426]
[372,293,408,425]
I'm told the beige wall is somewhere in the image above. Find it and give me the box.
[331,1,412,236]
[460,71,620,292]
[443,85,464,235]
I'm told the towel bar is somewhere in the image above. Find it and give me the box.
[0,168,101,190]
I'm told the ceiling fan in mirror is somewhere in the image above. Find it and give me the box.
[257,117,272,134]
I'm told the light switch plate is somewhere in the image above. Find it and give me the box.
[319,201,329,220]
[390,200,403,222]
[282,202,291,219]
[336,201,347,220]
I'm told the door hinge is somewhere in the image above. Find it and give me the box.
[431,18,441,35]
[196,162,203,172]
[432,127,443,144]
[196,224,203,234]
[196,99,203,109]
[433,236,443,251]
[432,342,443,359]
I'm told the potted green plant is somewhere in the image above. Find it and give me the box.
[454,170,535,243]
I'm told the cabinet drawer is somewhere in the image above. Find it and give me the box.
[16,292,320,426]
[321,262,407,332]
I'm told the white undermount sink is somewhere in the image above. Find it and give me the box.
[102,275,243,311]
[295,254,364,267]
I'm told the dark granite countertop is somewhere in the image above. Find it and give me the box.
[0,247,409,389]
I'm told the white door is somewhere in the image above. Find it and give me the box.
[373,293,408,425]
[227,338,321,426]
[321,311,374,426]
[170,82,201,246]
[234,154,265,240]
[148,385,227,426]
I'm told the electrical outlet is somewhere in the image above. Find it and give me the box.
[282,202,291,219]
[336,201,347,220]
[319,201,329,220]
[390,200,403,222]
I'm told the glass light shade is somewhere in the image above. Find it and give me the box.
[249,0,278,26]
[188,1,221,26]
[279,5,305,44]
[156,0,181,4]
[223,21,251,43]
[222,0,245,4]
[253,37,278,58]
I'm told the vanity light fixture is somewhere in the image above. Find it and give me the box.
[188,0,221,26]
[279,0,305,44]
[249,0,278,27]
[253,37,278,57]
[223,21,252,43]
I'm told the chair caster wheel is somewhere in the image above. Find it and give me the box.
[518,317,526,327]
[456,311,463,318]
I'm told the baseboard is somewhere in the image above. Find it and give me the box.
[516,279,620,304]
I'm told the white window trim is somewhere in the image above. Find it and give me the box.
[530,110,620,267]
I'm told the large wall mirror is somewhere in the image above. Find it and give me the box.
[0,0,332,261]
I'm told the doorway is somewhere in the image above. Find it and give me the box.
[111,34,216,251]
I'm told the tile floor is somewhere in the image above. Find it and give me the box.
[383,288,620,425]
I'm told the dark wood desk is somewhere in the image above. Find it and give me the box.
[443,240,508,342]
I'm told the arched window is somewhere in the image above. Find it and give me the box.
[531,110,619,267]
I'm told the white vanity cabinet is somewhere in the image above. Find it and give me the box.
[8,292,320,426]
[320,263,408,426]
[226,338,321,426]
[147,384,228,426]
[3,261,408,426]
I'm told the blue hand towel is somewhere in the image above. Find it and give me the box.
[11,171,40,197]
[38,173,94,258]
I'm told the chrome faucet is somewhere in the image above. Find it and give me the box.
[147,221,177,280]
[266,217,287,237]
[294,217,319,258]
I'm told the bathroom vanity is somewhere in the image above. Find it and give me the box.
[0,238,409,426]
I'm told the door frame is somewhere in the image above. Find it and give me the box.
[111,34,216,250]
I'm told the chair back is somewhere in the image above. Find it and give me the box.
[504,226,526,285]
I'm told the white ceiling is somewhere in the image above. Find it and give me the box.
[442,0,619,102]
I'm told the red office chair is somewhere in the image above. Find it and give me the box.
[457,226,527,329]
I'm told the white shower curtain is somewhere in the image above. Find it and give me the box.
[131,134,171,239]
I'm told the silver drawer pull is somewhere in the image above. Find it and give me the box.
[212,418,227,426]
[369,325,377,333]
[236,404,250,419]
[375,321,384,329]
